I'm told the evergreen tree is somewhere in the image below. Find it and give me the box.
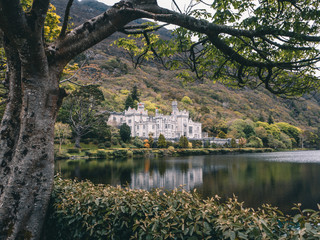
[124,86,140,110]
[120,123,131,143]
[258,113,265,122]
[131,85,140,102]
[268,114,274,124]
[124,95,134,110]
[179,136,189,148]
[158,134,167,148]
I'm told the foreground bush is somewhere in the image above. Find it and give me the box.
[46,178,320,240]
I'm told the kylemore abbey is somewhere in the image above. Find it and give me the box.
[108,101,204,140]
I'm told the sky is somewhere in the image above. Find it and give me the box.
[97,0,210,14]
[96,0,211,30]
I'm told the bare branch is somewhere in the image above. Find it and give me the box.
[172,0,182,14]
[119,23,169,34]
[59,0,74,39]
[53,1,158,65]
[60,59,87,85]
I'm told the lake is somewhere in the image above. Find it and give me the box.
[55,150,320,214]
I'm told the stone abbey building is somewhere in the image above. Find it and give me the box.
[108,101,202,140]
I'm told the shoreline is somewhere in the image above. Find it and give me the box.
[55,147,274,160]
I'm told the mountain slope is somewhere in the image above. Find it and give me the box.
[54,0,320,135]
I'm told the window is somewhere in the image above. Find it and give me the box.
[152,125,155,129]
[189,126,193,134]
[137,126,139,130]
[157,124,159,128]
[165,124,167,129]
[143,133,145,137]
[128,119,131,123]
[113,117,116,121]
[143,125,145,129]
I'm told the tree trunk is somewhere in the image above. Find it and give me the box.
[0,38,22,195]
[75,134,81,148]
[0,62,62,239]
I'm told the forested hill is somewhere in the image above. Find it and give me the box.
[53,0,320,135]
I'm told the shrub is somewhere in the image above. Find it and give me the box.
[104,141,111,148]
[121,142,127,148]
[230,138,237,148]
[133,137,144,148]
[168,146,175,152]
[97,143,105,149]
[47,178,320,240]
[67,148,80,154]
[96,149,107,159]
[111,137,119,146]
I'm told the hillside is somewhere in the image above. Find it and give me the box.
[54,0,320,136]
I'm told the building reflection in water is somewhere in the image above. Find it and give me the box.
[130,157,204,191]
[131,168,203,191]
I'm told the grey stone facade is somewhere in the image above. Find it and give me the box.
[108,101,202,140]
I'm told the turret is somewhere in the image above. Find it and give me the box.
[172,101,178,114]
[137,102,144,111]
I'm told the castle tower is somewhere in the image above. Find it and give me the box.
[137,102,144,111]
[172,101,178,114]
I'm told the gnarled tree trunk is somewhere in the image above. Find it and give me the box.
[0,0,145,238]
[0,39,62,239]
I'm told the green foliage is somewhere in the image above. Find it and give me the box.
[124,95,134,110]
[275,122,301,146]
[181,96,193,105]
[124,85,140,110]
[267,135,286,149]
[119,123,131,143]
[217,130,227,139]
[100,58,128,76]
[133,137,144,148]
[58,85,105,147]
[179,136,189,148]
[54,122,72,153]
[67,148,80,154]
[268,114,274,125]
[47,178,320,240]
[131,85,139,102]
[230,138,237,148]
[247,136,263,148]
[158,134,167,148]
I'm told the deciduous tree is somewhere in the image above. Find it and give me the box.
[54,122,72,153]
[62,85,105,148]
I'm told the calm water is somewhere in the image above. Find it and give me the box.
[55,150,320,213]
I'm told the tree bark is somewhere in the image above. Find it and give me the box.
[0,65,61,240]
[75,134,81,148]
[0,1,146,238]
[0,36,22,199]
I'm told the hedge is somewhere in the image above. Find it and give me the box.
[46,178,320,240]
